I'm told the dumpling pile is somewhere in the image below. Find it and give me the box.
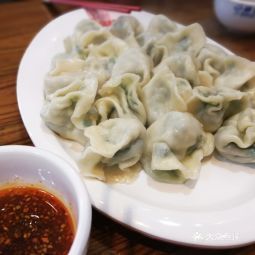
[41,15,255,184]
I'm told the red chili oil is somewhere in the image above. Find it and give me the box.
[0,185,75,255]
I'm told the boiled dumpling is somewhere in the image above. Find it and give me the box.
[137,15,179,67]
[157,23,206,56]
[78,118,146,182]
[215,108,255,163]
[41,76,98,144]
[44,58,86,95]
[65,19,102,58]
[75,29,112,58]
[142,69,192,125]
[110,15,143,47]
[154,52,199,85]
[197,44,255,89]
[142,112,214,183]
[137,14,178,47]
[99,73,146,124]
[45,54,111,96]
[187,86,244,132]
[214,56,255,90]
[143,15,177,38]
[111,48,152,86]
[73,19,101,39]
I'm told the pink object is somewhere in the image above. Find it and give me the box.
[44,0,141,13]
[86,8,112,26]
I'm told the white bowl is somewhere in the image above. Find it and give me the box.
[214,0,255,33]
[0,145,91,255]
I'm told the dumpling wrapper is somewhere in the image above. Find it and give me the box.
[154,52,200,85]
[110,15,144,47]
[99,73,147,124]
[215,108,255,163]
[142,112,214,183]
[157,23,206,56]
[197,44,255,89]
[41,76,98,144]
[188,86,245,132]
[142,69,193,125]
[111,48,152,86]
[78,118,146,182]
[137,14,178,47]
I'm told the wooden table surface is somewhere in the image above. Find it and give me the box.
[1,0,255,254]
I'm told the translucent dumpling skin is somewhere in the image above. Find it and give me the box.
[142,112,214,183]
[78,117,146,182]
[215,108,255,163]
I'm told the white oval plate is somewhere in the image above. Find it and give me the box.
[17,9,255,248]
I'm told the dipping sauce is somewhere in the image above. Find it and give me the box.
[0,185,75,255]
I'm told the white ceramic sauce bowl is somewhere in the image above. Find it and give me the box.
[0,145,91,255]
[214,0,255,33]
